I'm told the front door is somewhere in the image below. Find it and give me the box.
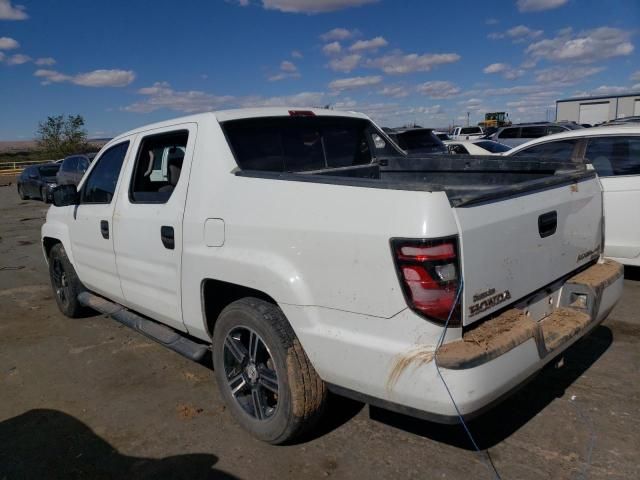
[69,140,132,302]
[112,124,197,331]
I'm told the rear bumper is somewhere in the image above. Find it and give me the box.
[435,259,623,420]
[286,260,623,422]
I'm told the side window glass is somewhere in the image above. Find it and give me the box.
[513,140,577,160]
[546,126,565,135]
[130,131,188,203]
[587,136,640,177]
[521,126,547,138]
[78,157,89,171]
[81,142,130,204]
[499,128,519,139]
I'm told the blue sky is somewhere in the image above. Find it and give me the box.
[0,0,639,140]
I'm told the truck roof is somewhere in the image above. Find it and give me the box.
[109,107,370,143]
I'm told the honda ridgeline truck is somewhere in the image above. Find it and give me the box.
[42,108,623,444]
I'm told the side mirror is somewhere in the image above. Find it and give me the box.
[52,184,79,207]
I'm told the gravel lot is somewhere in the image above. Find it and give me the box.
[1,180,639,480]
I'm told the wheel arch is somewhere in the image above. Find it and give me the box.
[201,278,278,340]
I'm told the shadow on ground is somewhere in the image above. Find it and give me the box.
[0,409,238,479]
[369,325,613,450]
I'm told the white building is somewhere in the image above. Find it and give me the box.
[556,91,640,126]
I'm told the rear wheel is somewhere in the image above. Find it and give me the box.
[48,243,86,318]
[212,298,327,444]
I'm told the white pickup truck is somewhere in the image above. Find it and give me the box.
[451,126,484,141]
[42,108,623,444]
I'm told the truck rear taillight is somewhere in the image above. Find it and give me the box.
[391,237,461,326]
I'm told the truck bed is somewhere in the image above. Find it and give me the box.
[236,155,593,207]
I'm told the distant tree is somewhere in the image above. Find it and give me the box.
[36,114,88,157]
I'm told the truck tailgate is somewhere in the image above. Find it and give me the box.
[454,177,602,326]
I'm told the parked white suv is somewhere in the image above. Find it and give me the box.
[505,124,640,266]
[42,108,623,443]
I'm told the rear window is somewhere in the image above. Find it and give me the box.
[395,130,446,153]
[223,116,380,172]
[460,127,482,135]
[473,141,512,153]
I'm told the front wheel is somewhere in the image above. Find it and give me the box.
[48,243,86,318]
[212,298,327,444]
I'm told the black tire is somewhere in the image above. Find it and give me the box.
[48,243,86,318]
[17,185,27,200]
[213,298,327,444]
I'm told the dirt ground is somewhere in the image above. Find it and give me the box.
[1,180,639,480]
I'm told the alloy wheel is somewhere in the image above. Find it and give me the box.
[223,326,279,420]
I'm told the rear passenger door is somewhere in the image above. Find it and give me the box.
[113,124,197,331]
[69,140,132,302]
[585,136,640,263]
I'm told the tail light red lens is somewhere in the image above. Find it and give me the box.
[391,237,461,325]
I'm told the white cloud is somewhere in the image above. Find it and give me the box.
[485,18,499,25]
[349,36,388,52]
[280,60,297,72]
[483,63,508,74]
[329,75,382,91]
[35,68,136,87]
[322,41,341,55]
[488,25,543,42]
[517,0,568,12]
[589,85,635,96]
[240,91,326,108]
[482,84,558,97]
[630,71,640,82]
[483,62,524,79]
[126,81,328,114]
[535,66,604,85]
[416,80,461,99]
[0,0,28,20]
[267,60,300,81]
[328,54,361,72]
[0,36,19,49]
[526,27,634,63]
[366,51,460,74]
[320,27,358,41]
[291,50,303,58]
[125,82,235,113]
[6,53,29,65]
[262,0,378,14]
[34,57,56,66]
[377,84,409,98]
[74,69,136,87]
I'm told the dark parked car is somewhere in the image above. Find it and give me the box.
[489,122,583,147]
[386,127,447,154]
[17,163,60,202]
[56,153,95,186]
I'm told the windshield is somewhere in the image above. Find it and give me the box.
[395,130,446,153]
[474,140,512,153]
[223,116,397,172]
